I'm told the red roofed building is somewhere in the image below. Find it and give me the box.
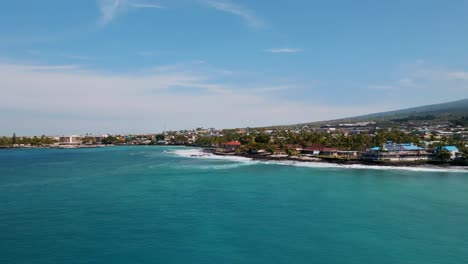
[321,148,340,157]
[301,144,326,155]
[224,141,242,151]
[285,144,303,151]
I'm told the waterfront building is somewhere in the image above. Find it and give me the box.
[156,140,167,145]
[361,141,430,161]
[224,141,241,152]
[301,144,325,156]
[320,148,358,158]
[59,135,82,145]
[434,146,460,160]
[286,144,303,152]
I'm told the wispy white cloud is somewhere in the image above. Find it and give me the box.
[98,0,127,25]
[367,85,397,91]
[131,3,164,8]
[0,61,383,135]
[60,54,97,61]
[368,78,414,91]
[23,49,97,61]
[97,0,163,25]
[2,63,82,71]
[265,48,302,53]
[366,60,468,105]
[447,71,468,80]
[204,0,264,29]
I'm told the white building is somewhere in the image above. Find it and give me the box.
[59,135,82,145]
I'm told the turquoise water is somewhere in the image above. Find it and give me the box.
[1,146,468,264]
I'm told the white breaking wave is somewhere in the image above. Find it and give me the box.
[169,148,258,170]
[266,160,468,173]
[170,148,468,173]
[170,148,254,162]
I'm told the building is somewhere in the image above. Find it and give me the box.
[301,144,325,156]
[156,140,167,145]
[59,135,82,145]
[224,141,242,151]
[320,148,358,158]
[361,142,430,161]
[286,144,303,152]
[82,135,108,145]
[435,146,460,160]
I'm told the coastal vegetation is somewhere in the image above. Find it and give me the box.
[194,127,467,165]
[196,130,424,152]
[0,134,56,147]
[1,99,467,167]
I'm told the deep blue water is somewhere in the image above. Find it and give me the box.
[1,146,468,264]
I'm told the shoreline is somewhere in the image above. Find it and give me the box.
[2,144,467,171]
[203,148,468,169]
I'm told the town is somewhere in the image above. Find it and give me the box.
[1,117,467,166]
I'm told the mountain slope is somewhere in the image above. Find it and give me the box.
[264,98,468,129]
[352,98,468,121]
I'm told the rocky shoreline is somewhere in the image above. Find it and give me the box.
[204,148,468,169]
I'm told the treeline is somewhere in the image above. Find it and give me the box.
[0,135,57,146]
[390,115,436,122]
[196,130,423,151]
[452,116,468,127]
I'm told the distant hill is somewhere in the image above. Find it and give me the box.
[349,98,468,121]
[264,98,468,129]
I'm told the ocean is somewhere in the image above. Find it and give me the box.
[1,146,467,264]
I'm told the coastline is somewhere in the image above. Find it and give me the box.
[2,144,467,171]
[202,148,468,170]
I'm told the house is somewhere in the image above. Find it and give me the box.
[224,141,241,151]
[286,144,303,152]
[320,148,358,158]
[320,148,340,157]
[301,144,325,156]
[336,150,359,158]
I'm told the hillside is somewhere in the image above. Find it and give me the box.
[264,98,468,129]
[349,98,468,121]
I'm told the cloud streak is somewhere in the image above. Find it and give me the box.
[130,3,164,8]
[0,61,383,135]
[366,61,468,106]
[204,0,264,29]
[447,71,468,80]
[60,54,97,61]
[97,0,163,25]
[98,0,126,25]
[265,48,302,53]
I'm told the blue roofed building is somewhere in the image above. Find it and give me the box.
[361,141,430,161]
[380,141,423,151]
[434,146,460,160]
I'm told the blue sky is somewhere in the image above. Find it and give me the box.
[1,0,468,135]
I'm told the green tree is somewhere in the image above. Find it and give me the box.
[102,136,118,145]
[255,133,270,144]
[174,135,187,144]
[239,135,254,145]
[436,150,452,162]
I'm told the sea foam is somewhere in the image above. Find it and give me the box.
[170,148,254,162]
[170,148,468,173]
